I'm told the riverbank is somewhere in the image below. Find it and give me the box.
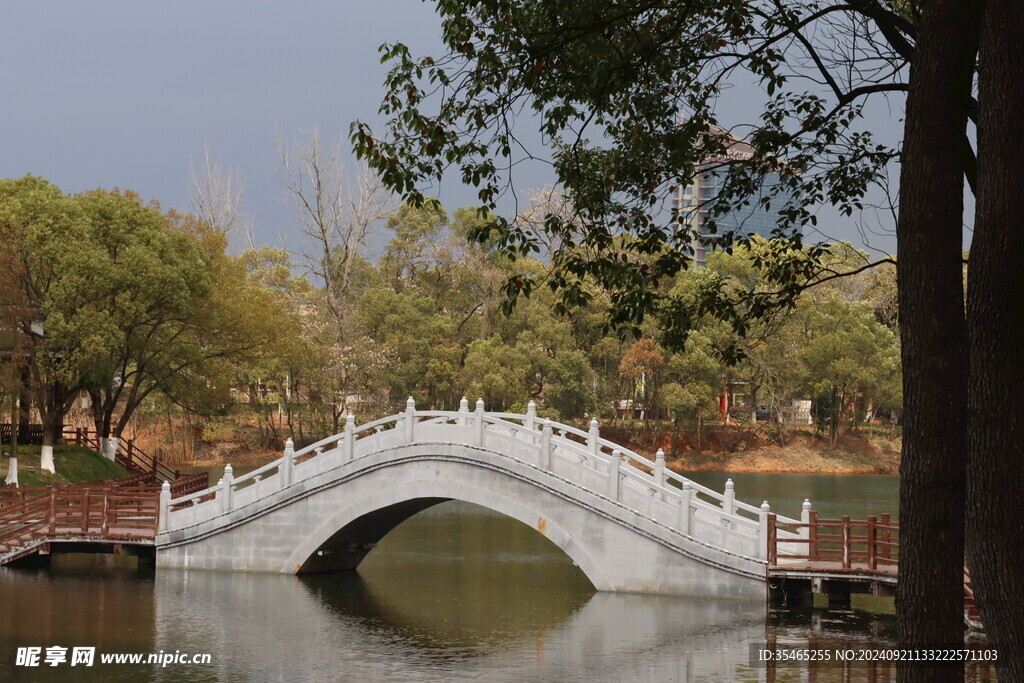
[602,425,901,475]
[124,414,902,476]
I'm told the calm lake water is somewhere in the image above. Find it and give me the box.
[0,472,994,682]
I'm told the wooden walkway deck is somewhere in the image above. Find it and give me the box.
[0,481,160,565]
[767,513,982,628]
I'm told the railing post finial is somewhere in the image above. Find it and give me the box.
[526,400,537,432]
[158,480,171,533]
[474,398,485,446]
[758,500,771,559]
[607,448,622,501]
[800,498,813,544]
[723,478,735,516]
[588,418,600,456]
[540,419,552,470]
[458,396,469,426]
[344,413,356,462]
[679,480,693,534]
[282,439,295,488]
[405,396,416,443]
[654,448,666,499]
[222,464,234,513]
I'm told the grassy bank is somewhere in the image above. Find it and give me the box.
[3,445,130,487]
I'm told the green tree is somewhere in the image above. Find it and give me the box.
[78,201,282,452]
[797,292,900,448]
[543,349,594,419]
[353,3,1024,670]
[461,335,530,409]
[0,176,85,472]
[664,332,721,453]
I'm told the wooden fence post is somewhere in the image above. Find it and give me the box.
[841,515,851,569]
[101,487,109,535]
[867,515,878,570]
[880,513,892,561]
[81,489,89,533]
[767,512,778,565]
[49,488,56,534]
[808,510,818,561]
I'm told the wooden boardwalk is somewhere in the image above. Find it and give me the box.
[0,482,160,565]
[767,513,982,628]
[0,430,207,565]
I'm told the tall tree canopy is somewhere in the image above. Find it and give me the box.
[353,0,1023,677]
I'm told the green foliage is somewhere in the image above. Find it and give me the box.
[354,0,907,354]
[1,182,903,456]
[542,350,595,419]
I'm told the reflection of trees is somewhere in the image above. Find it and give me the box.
[304,501,595,657]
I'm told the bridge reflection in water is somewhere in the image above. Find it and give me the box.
[0,502,995,682]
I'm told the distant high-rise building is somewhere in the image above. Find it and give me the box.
[676,132,799,267]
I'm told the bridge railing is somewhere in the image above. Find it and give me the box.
[767,511,900,572]
[163,399,805,561]
[0,484,159,558]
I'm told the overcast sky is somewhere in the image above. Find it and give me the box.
[2,2,937,260]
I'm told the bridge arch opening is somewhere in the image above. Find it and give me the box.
[295,499,598,593]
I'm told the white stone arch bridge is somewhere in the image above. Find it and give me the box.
[156,399,803,598]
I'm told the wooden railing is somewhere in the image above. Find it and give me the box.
[768,513,981,627]
[767,511,899,573]
[0,423,46,445]
[0,484,159,561]
[62,428,208,496]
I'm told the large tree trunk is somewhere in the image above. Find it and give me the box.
[967,1,1024,675]
[895,1,981,680]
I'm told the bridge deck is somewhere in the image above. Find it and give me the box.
[0,482,160,565]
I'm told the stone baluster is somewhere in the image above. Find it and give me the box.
[540,419,552,470]
[654,448,666,501]
[158,480,171,533]
[221,464,234,513]
[526,400,537,433]
[587,418,600,462]
[801,498,813,546]
[607,449,621,501]
[475,398,485,446]
[405,396,416,443]
[679,481,693,535]
[344,414,355,462]
[723,478,735,516]
[459,396,469,426]
[281,438,294,488]
[758,501,771,559]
